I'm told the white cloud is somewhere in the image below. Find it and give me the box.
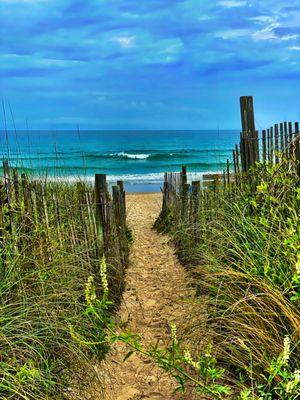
[252,20,279,41]
[250,16,277,24]
[219,0,247,8]
[252,30,276,41]
[250,15,299,42]
[216,29,249,40]
[289,46,300,50]
[280,34,298,41]
[252,25,298,42]
[113,36,136,48]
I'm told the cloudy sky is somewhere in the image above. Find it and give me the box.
[1,0,299,130]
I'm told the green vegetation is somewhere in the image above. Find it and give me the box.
[73,156,299,399]
[154,158,300,398]
[0,176,126,399]
[1,152,299,398]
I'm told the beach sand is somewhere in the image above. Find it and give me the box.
[98,192,195,400]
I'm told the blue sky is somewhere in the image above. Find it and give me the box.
[1,0,300,130]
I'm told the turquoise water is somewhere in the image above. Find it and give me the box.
[1,130,239,191]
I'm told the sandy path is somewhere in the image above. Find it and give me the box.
[102,193,194,400]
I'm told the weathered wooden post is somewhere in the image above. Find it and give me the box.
[232,149,237,175]
[239,96,259,172]
[235,144,240,175]
[226,159,230,188]
[284,122,288,156]
[113,185,123,262]
[294,123,300,177]
[181,166,188,222]
[95,174,108,254]
[181,165,187,185]
[288,122,293,143]
[240,132,246,172]
[116,181,129,265]
[162,180,169,214]
[274,124,279,164]
[182,183,189,223]
[267,128,271,162]
[117,180,126,225]
[280,123,284,153]
[270,126,274,165]
[262,130,266,163]
[240,96,255,133]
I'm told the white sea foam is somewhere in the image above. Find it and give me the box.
[114,152,150,160]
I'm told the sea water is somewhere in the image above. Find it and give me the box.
[1,130,239,192]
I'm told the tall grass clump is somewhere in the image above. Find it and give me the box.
[156,158,300,396]
[0,173,127,399]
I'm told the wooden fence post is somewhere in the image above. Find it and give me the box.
[274,124,279,164]
[226,159,230,188]
[181,165,188,222]
[240,96,256,133]
[181,165,187,185]
[240,132,246,172]
[284,122,288,156]
[117,180,126,225]
[113,185,124,263]
[116,181,129,265]
[182,183,189,223]
[262,130,266,162]
[294,123,300,177]
[270,126,274,165]
[239,96,258,171]
[95,174,108,254]
[280,123,284,153]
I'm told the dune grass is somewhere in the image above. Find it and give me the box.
[0,176,125,399]
[156,158,300,397]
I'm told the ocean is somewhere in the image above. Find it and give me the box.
[1,130,240,192]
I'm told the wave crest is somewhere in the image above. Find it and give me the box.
[113,152,150,160]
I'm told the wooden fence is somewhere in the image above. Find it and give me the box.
[157,96,300,237]
[237,96,300,173]
[0,165,129,292]
[95,173,129,266]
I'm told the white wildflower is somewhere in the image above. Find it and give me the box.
[293,370,300,383]
[283,336,291,364]
[286,370,300,394]
[183,349,199,369]
[296,254,300,276]
[100,255,109,296]
[170,323,178,345]
[85,275,96,307]
[286,380,294,394]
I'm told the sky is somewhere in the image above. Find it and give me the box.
[0,0,300,130]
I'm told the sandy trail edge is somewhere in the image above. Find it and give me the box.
[98,192,194,400]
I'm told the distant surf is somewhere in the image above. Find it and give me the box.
[1,129,240,191]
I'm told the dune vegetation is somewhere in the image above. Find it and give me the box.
[0,174,127,399]
[154,156,300,398]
